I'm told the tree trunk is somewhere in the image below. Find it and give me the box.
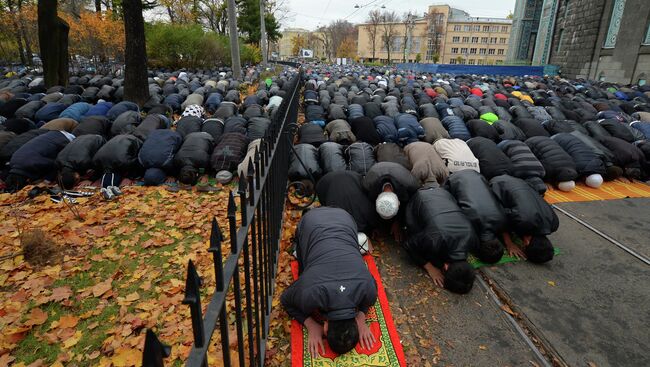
[8,0,26,65]
[95,0,101,12]
[122,0,149,107]
[38,0,69,87]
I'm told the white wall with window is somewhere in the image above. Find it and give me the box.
[488,49,495,55]
[501,26,508,33]
[500,37,507,44]
[483,25,490,32]
[471,37,479,43]
[454,25,461,31]
[497,49,504,55]
[462,36,469,42]
[481,37,488,43]
[464,25,471,31]
[470,48,477,54]
[479,48,487,55]
[468,59,475,65]
[451,48,459,54]
[461,47,468,54]
[452,36,460,43]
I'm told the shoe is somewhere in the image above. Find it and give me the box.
[101,188,115,201]
[109,186,122,196]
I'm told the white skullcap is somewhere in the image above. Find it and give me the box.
[376,191,399,219]
[585,174,604,188]
[558,180,576,192]
[358,232,370,255]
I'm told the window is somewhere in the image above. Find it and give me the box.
[462,36,470,43]
[490,37,498,43]
[557,29,564,52]
[483,25,490,32]
[497,49,504,55]
[644,24,650,44]
[479,48,487,55]
[604,0,626,48]
[487,60,494,65]
[491,26,499,32]
[460,47,468,54]
[450,58,457,64]
[488,48,495,55]
[452,36,460,43]
[454,25,461,31]
[638,73,647,86]
[598,72,606,81]
[500,37,507,43]
[459,58,466,64]
[496,60,504,65]
[471,37,479,43]
[477,59,485,65]
[501,26,508,33]
[426,38,434,60]
[451,47,459,54]
[393,37,402,50]
[473,25,481,31]
[481,37,488,43]
[470,48,477,54]
[468,59,475,65]
[464,25,471,31]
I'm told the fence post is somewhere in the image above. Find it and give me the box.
[142,329,171,367]
[207,218,225,292]
[182,260,205,348]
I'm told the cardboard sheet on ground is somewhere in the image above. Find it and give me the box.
[544,179,650,204]
[290,255,406,367]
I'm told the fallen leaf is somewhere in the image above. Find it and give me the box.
[62,330,82,349]
[125,292,140,302]
[24,308,48,326]
[57,315,79,329]
[92,279,112,297]
[500,304,516,317]
[25,359,45,367]
[49,286,73,302]
[547,281,556,287]
[479,345,487,350]
[111,347,140,367]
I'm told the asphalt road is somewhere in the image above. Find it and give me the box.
[376,198,650,367]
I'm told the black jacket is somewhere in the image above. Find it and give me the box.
[211,132,249,172]
[525,136,578,182]
[0,129,49,165]
[289,143,321,180]
[490,174,559,236]
[551,133,606,176]
[73,116,111,138]
[9,131,72,179]
[298,123,326,146]
[350,116,382,146]
[56,134,106,173]
[316,171,380,232]
[374,142,411,170]
[138,129,183,170]
[201,118,224,142]
[346,142,376,175]
[176,116,203,139]
[363,162,418,203]
[134,114,168,141]
[174,132,215,170]
[247,117,271,140]
[404,187,479,268]
[466,137,514,179]
[280,207,377,323]
[111,110,141,137]
[444,170,506,242]
[93,134,143,174]
[318,142,347,174]
[467,119,500,142]
[512,118,550,138]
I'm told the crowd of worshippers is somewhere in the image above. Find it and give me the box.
[0,68,297,197]
[281,66,650,357]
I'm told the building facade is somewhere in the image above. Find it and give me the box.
[276,28,310,60]
[356,5,511,65]
[506,0,544,63]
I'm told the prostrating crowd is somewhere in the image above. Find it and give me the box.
[0,67,297,198]
[281,64,650,357]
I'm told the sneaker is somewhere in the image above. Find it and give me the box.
[101,188,115,201]
[109,186,123,196]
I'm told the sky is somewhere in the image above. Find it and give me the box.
[282,0,516,31]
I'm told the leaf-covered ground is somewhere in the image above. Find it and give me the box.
[0,185,250,366]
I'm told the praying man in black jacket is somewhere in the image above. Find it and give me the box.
[281,207,378,357]
[403,186,478,294]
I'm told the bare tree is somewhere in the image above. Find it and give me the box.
[316,26,333,61]
[424,9,445,62]
[380,10,399,64]
[401,12,413,63]
[366,9,381,61]
[321,19,355,61]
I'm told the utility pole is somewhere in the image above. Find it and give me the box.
[227,0,242,80]
[259,0,268,67]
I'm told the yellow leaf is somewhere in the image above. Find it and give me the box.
[62,330,82,349]
[479,345,487,350]
[92,279,112,297]
[111,347,140,367]
[125,292,140,302]
[57,315,79,329]
[547,281,556,287]
[24,308,48,326]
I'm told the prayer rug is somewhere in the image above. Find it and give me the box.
[469,248,561,269]
[544,179,650,204]
[290,255,406,367]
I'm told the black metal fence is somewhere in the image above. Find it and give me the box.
[142,70,303,367]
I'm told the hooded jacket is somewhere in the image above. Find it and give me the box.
[363,162,419,204]
[84,102,113,117]
[106,101,139,121]
[433,138,480,174]
[174,132,215,170]
[202,118,225,142]
[395,113,425,145]
[280,207,377,324]
[211,132,249,172]
[93,134,143,174]
[350,116,382,146]
[0,129,49,164]
[467,119,501,142]
[466,137,514,179]
[40,118,78,133]
[35,103,67,123]
[289,143,321,180]
[247,117,271,140]
[525,136,578,182]
[444,170,506,242]
[318,142,347,174]
[176,116,203,139]
[490,174,559,236]
[374,115,398,143]
[59,102,91,122]
[512,118,550,138]
[9,130,72,179]
[346,142,376,175]
[134,114,168,141]
[551,133,606,176]
[403,141,449,185]
[374,142,411,170]
[138,129,183,170]
[497,140,546,181]
[325,119,356,144]
[72,116,111,138]
[316,171,380,232]
[298,123,326,146]
[403,187,479,268]
[56,134,106,173]
[420,117,450,143]
[441,115,471,141]
[493,119,527,141]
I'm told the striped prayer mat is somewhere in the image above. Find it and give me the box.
[544,179,650,204]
